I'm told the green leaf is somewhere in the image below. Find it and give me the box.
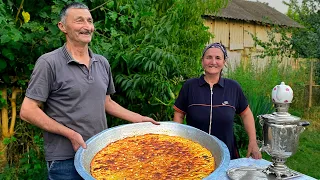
[22,164,31,170]
[2,48,14,60]
[0,34,11,43]
[107,1,114,8]
[3,138,10,145]
[119,15,128,25]
[39,11,48,18]
[119,4,130,12]
[0,59,7,71]
[34,163,42,170]
[132,17,139,28]
[48,24,59,34]
[2,137,17,145]
[108,11,118,21]
[17,79,27,86]
[10,28,23,41]
[24,33,35,42]
[28,64,35,71]
[110,28,119,37]
[2,74,10,83]
[11,136,17,142]
[0,16,6,24]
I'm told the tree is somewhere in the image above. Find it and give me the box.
[286,0,320,59]
[285,0,320,85]
[86,0,229,125]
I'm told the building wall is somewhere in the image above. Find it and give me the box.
[203,18,297,72]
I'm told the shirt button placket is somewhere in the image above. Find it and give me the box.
[87,64,94,83]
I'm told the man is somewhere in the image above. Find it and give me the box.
[19,2,159,180]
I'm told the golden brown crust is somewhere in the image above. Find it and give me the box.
[91,134,215,180]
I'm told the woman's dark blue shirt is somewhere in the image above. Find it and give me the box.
[174,74,249,159]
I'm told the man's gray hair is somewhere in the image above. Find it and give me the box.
[60,2,89,24]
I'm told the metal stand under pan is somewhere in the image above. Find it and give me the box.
[227,166,301,180]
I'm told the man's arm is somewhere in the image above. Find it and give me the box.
[20,97,86,150]
[240,107,262,159]
[104,95,159,125]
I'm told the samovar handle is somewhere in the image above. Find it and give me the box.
[257,140,264,152]
[258,115,264,126]
[257,115,265,152]
[297,120,310,133]
[257,115,263,126]
[298,121,310,127]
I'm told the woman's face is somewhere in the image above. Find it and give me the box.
[202,48,226,76]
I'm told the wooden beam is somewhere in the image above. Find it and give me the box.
[308,60,313,108]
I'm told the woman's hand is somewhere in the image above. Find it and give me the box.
[246,141,262,159]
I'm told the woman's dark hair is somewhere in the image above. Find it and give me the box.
[202,42,228,60]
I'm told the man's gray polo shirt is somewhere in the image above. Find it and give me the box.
[26,44,115,161]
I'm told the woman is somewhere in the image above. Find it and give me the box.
[173,42,261,160]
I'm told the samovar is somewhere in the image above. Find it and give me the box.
[227,82,310,180]
[258,82,310,179]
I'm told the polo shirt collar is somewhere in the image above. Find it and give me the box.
[62,44,97,64]
[199,74,225,88]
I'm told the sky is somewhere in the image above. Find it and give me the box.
[246,0,302,14]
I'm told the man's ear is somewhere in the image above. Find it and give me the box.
[58,22,67,33]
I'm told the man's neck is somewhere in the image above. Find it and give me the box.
[65,41,90,66]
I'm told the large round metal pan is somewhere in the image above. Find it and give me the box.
[74,121,230,179]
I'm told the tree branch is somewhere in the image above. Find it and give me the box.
[90,1,111,12]
[15,0,25,23]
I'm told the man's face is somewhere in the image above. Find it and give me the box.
[60,8,94,45]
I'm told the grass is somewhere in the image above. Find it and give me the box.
[286,129,320,179]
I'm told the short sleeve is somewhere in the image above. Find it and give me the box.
[98,55,116,95]
[25,58,54,102]
[235,83,248,114]
[106,64,116,95]
[174,81,189,114]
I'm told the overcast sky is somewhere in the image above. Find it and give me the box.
[246,0,302,14]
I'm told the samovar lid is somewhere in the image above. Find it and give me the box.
[260,112,301,124]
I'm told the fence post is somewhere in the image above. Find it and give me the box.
[308,59,313,108]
